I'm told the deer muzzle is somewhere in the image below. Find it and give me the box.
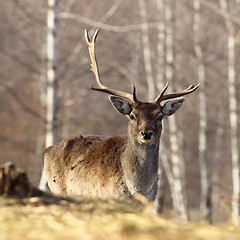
[139,130,155,144]
[141,130,154,140]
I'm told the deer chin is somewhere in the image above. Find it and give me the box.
[138,138,155,145]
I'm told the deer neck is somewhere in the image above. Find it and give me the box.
[121,133,160,197]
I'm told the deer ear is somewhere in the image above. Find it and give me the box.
[162,98,185,116]
[109,96,132,115]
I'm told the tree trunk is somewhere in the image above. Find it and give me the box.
[220,0,240,228]
[193,0,212,223]
[228,33,240,227]
[164,0,188,221]
[153,154,166,214]
[39,0,57,191]
[156,0,165,87]
[138,0,155,101]
[153,0,166,214]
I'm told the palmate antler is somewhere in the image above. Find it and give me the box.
[85,29,200,104]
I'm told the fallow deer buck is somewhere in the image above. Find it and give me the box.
[44,29,199,200]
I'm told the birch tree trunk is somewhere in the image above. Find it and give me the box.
[228,29,240,229]
[220,0,240,228]
[138,0,155,101]
[193,0,212,223]
[153,0,166,214]
[138,0,166,213]
[156,0,165,88]
[153,154,166,214]
[39,0,57,191]
[164,0,188,221]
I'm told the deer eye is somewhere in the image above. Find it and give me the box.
[157,114,164,121]
[129,113,136,121]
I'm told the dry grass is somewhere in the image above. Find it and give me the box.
[0,196,239,240]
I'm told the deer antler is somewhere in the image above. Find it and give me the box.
[85,29,138,103]
[154,83,200,104]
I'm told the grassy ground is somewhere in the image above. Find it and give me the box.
[1,195,239,240]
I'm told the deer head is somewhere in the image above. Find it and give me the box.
[85,29,199,146]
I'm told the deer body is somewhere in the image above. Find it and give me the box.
[44,102,162,200]
[43,29,199,200]
[44,135,130,199]
[44,134,159,199]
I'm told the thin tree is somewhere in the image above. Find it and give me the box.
[138,0,155,100]
[193,0,212,223]
[154,0,166,214]
[220,0,240,227]
[39,0,58,190]
[164,0,188,220]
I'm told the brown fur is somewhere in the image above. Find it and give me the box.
[44,135,132,198]
[44,95,189,200]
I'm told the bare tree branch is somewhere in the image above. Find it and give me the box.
[201,0,240,26]
[0,47,40,75]
[13,0,46,26]
[58,0,123,80]
[57,12,159,32]
[7,87,45,122]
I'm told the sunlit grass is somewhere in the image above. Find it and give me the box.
[0,196,239,240]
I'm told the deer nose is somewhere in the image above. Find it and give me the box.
[141,130,154,140]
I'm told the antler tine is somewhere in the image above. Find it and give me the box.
[132,83,138,103]
[85,29,103,89]
[155,83,200,104]
[154,82,169,103]
[85,29,138,103]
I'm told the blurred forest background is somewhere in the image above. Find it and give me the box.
[1,0,240,224]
